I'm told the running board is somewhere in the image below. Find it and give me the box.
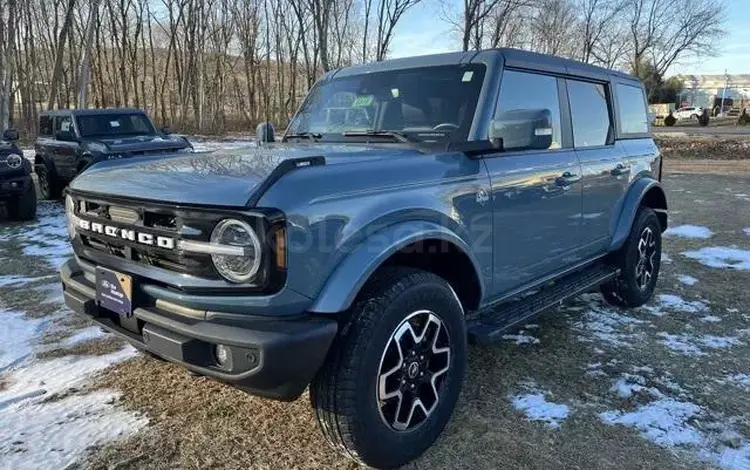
[467,263,619,345]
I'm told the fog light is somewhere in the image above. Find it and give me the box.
[10,181,18,188]
[214,344,230,367]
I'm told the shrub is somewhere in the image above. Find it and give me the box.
[664,112,677,127]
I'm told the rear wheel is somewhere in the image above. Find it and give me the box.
[37,164,62,200]
[601,207,662,308]
[310,267,466,469]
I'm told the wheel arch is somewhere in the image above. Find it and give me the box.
[609,178,667,252]
[309,221,484,314]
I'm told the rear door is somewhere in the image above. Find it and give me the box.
[565,78,628,257]
[483,69,584,295]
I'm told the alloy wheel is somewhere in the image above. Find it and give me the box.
[377,310,451,432]
[635,226,657,290]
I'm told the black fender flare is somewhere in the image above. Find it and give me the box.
[33,152,58,177]
[608,177,668,252]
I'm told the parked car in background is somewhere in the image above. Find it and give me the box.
[34,108,193,200]
[673,106,703,121]
[0,128,36,220]
[60,49,666,469]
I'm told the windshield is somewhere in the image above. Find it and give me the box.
[76,113,156,138]
[287,64,486,143]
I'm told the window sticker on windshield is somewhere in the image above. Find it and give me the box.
[462,71,474,82]
[352,95,374,107]
[391,88,400,98]
[110,121,121,128]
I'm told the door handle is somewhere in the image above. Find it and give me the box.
[612,163,632,176]
[555,172,581,186]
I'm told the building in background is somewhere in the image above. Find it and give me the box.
[677,74,750,114]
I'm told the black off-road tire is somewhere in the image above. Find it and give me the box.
[7,181,37,221]
[601,207,662,308]
[36,164,62,200]
[310,267,467,469]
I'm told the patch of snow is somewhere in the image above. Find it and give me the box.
[0,275,43,288]
[664,225,714,239]
[571,294,647,348]
[657,332,706,356]
[699,315,722,323]
[60,326,107,348]
[643,294,708,316]
[502,332,540,345]
[0,391,146,470]
[699,335,743,349]
[720,374,750,390]
[611,373,663,399]
[510,389,570,429]
[677,275,699,286]
[0,310,44,373]
[662,252,673,264]
[743,228,750,236]
[682,247,750,271]
[600,398,703,447]
[0,203,72,269]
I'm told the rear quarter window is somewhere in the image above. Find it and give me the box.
[615,83,649,134]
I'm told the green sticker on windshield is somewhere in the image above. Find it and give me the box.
[352,95,374,107]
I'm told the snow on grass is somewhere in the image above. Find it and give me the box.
[743,228,750,236]
[0,310,44,374]
[600,399,703,446]
[657,332,743,356]
[0,275,48,288]
[61,325,107,347]
[502,332,540,345]
[0,202,71,269]
[0,391,146,470]
[571,294,647,348]
[682,247,750,271]
[643,294,708,316]
[611,373,664,399]
[662,252,673,264]
[677,275,699,286]
[664,225,714,239]
[699,315,722,323]
[719,374,750,390]
[510,386,570,429]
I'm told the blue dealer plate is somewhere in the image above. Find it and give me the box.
[95,267,133,317]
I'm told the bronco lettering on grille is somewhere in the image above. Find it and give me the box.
[78,219,175,249]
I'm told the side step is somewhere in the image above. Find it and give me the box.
[467,263,619,345]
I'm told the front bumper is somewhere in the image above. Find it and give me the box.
[61,258,338,400]
[0,174,32,198]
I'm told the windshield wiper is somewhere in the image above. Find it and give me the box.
[341,130,414,143]
[284,132,322,142]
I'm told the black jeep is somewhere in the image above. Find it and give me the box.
[34,108,193,200]
[0,128,36,220]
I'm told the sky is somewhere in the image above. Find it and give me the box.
[387,0,750,77]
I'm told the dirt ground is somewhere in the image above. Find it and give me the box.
[2,149,749,470]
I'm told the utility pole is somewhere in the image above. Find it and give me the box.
[719,69,729,117]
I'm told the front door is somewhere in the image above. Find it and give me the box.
[485,70,584,295]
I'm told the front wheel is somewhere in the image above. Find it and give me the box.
[310,267,466,469]
[601,207,662,307]
[7,181,37,221]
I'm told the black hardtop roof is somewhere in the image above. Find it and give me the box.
[330,48,638,84]
[40,108,149,117]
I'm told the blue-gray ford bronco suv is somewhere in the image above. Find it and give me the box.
[61,49,666,469]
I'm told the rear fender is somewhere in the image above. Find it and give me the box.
[309,221,484,313]
[608,177,667,252]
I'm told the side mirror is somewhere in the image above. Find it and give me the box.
[161,125,171,135]
[56,130,76,142]
[2,128,19,141]
[256,122,275,145]
[489,108,553,152]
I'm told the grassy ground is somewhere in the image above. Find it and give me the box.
[1,158,748,470]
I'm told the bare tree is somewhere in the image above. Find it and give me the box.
[374,0,423,60]
[47,0,77,109]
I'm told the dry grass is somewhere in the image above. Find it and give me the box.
[37,337,126,360]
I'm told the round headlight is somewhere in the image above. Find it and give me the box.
[6,153,23,169]
[65,195,76,239]
[210,219,262,283]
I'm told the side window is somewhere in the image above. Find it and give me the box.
[494,70,562,151]
[39,116,53,136]
[567,80,611,148]
[55,116,73,134]
[616,84,648,134]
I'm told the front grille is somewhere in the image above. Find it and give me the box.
[70,194,217,278]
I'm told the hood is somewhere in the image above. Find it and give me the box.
[88,134,190,154]
[70,143,421,207]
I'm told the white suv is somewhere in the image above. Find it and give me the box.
[673,106,702,121]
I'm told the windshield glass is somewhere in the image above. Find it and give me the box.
[288,64,486,142]
[76,113,156,138]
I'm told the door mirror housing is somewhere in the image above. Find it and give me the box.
[489,109,553,152]
[56,130,77,142]
[256,122,275,145]
[161,125,171,135]
[2,128,19,141]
